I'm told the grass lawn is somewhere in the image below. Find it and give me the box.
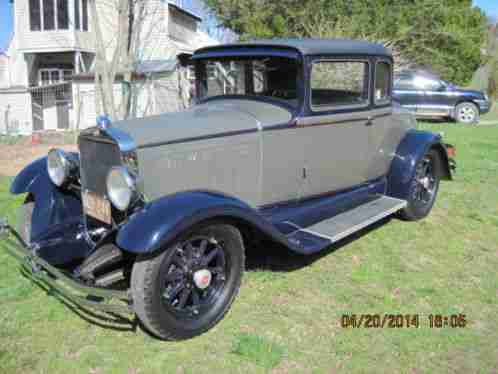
[1,122,498,373]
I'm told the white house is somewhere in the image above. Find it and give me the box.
[0,0,218,135]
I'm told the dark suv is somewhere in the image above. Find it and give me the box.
[393,71,491,124]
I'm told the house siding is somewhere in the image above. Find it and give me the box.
[0,89,32,135]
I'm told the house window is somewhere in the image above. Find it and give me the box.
[82,0,88,31]
[29,0,41,31]
[74,0,80,29]
[39,68,73,86]
[74,0,89,31]
[29,0,69,31]
[57,0,69,29]
[43,0,55,30]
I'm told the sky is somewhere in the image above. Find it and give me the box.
[0,0,497,52]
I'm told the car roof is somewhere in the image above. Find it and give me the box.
[194,38,392,58]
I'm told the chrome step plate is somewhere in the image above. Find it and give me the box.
[286,196,407,252]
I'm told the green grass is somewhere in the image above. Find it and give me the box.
[1,122,498,373]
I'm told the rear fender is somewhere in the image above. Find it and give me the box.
[387,129,452,200]
[116,191,291,254]
[10,156,83,241]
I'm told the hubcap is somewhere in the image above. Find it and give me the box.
[160,236,228,317]
[458,106,476,123]
[193,269,212,290]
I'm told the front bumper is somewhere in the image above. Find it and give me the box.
[475,99,492,115]
[0,218,132,314]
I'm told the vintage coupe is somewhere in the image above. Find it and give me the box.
[0,39,455,340]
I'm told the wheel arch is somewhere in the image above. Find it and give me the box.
[387,129,453,200]
[115,191,292,256]
[453,99,481,117]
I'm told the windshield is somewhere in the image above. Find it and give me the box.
[196,56,300,107]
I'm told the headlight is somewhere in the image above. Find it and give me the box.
[47,149,76,187]
[106,166,136,211]
[484,93,489,101]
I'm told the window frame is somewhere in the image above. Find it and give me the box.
[373,59,392,106]
[309,58,371,113]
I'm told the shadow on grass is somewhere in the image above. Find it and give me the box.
[245,216,393,273]
[13,216,394,339]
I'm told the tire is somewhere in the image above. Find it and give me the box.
[399,149,441,221]
[131,223,245,340]
[17,200,34,245]
[455,102,479,124]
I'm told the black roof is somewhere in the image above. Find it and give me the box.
[195,38,392,57]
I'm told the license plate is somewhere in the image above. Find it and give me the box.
[83,191,111,224]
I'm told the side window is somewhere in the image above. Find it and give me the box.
[311,61,369,110]
[375,61,391,104]
[394,75,415,90]
[413,76,442,91]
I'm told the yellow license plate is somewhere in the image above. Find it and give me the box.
[83,191,111,224]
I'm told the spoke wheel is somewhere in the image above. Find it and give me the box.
[131,223,244,340]
[160,236,228,319]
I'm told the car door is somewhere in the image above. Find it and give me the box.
[301,58,372,197]
[393,73,421,113]
[417,78,453,116]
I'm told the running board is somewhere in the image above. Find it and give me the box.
[286,196,407,254]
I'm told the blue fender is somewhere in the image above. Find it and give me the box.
[116,191,292,254]
[10,155,83,241]
[387,129,452,200]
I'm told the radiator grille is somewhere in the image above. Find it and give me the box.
[78,134,122,196]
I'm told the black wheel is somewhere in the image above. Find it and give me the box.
[455,102,479,124]
[131,223,245,340]
[399,149,441,221]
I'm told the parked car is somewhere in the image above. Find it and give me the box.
[393,70,492,124]
[1,39,456,340]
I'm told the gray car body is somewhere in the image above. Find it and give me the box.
[112,99,413,208]
[109,39,415,208]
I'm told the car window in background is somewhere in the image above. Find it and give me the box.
[413,76,443,91]
[311,61,369,110]
[394,75,415,90]
[375,61,391,104]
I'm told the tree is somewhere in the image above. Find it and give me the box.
[89,0,177,121]
[204,0,487,85]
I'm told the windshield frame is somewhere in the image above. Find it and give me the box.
[193,49,304,112]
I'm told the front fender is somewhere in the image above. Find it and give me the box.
[10,155,82,241]
[116,191,292,254]
[387,129,452,200]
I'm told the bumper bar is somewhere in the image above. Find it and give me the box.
[0,218,132,314]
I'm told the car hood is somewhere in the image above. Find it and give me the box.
[112,99,293,148]
[450,87,486,98]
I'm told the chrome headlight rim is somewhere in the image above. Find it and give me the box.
[106,166,137,212]
[47,148,75,187]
